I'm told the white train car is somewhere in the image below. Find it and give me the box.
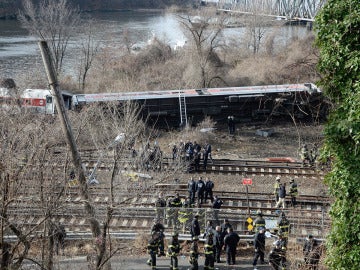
[0,88,72,114]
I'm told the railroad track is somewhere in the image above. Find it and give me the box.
[7,187,330,239]
[6,157,329,241]
[78,156,327,177]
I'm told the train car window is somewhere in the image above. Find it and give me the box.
[195,89,204,95]
[24,99,31,105]
[46,96,53,104]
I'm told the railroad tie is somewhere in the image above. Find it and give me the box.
[111,218,118,227]
[122,219,129,227]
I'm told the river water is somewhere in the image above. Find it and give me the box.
[0,10,307,79]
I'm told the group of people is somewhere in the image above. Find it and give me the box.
[252,211,290,270]
[187,176,215,206]
[273,176,298,208]
[172,140,213,171]
[147,217,242,270]
[148,207,321,270]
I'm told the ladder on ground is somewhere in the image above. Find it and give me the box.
[178,92,187,128]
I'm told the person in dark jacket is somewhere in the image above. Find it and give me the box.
[167,232,181,270]
[155,193,166,220]
[196,177,205,205]
[289,179,298,207]
[151,218,165,256]
[214,225,223,263]
[203,142,212,170]
[253,210,266,232]
[204,230,215,270]
[220,219,232,250]
[277,212,290,247]
[204,177,214,203]
[189,236,199,270]
[275,183,286,209]
[190,214,201,240]
[146,232,160,269]
[224,227,240,265]
[212,195,223,225]
[188,177,196,204]
[253,227,266,269]
[168,193,182,230]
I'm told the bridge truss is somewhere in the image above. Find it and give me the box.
[217,0,327,21]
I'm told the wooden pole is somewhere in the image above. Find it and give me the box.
[38,41,101,237]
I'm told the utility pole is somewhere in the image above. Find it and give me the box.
[38,41,101,237]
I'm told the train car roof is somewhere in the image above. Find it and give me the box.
[74,83,320,103]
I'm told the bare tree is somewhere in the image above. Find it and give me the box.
[244,14,270,54]
[18,0,81,76]
[177,8,226,88]
[77,21,100,92]
[242,1,276,55]
[0,111,68,270]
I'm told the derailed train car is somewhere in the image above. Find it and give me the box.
[72,83,327,128]
[0,88,73,114]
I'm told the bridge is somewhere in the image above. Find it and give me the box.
[201,0,327,21]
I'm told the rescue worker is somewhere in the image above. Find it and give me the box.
[169,193,182,230]
[277,232,287,270]
[275,183,286,209]
[193,148,201,172]
[147,231,160,269]
[253,210,266,232]
[196,177,205,205]
[300,144,310,166]
[190,213,201,240]
[204,230,215,270]
[227,115,235,135]
[224,227,240,265]
[269,240,283,269]
[212,195,223,225]
[203,142,212,171]
[203,220,215,239]
[167,232,181,270]
[274,176,281,203]
[178,199,192,233]
[151,218,165,256]
[155,193,166,220]
[220,219,232,251]
[276,212,290,247]
[172,144,178,160]
[289,179,298,208]
[252,227,266,270]
[188,177,196,205]
[214,225,223,263]
[204,177,214,203]
[189,236,199,270]
[303,234,319,268]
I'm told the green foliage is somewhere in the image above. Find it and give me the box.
[315,0,360,269]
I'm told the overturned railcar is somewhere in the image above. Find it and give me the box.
[72,83,327,128]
